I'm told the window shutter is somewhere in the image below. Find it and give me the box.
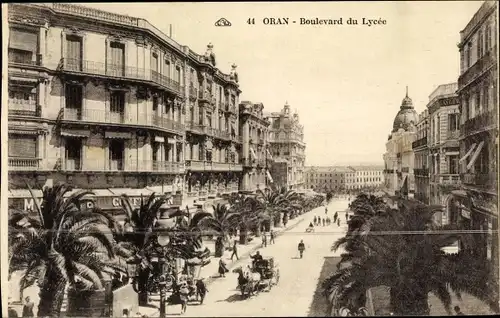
[9,135,37,157]
[9,29,38,52]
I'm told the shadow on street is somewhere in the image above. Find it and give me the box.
[307,256,341,317]
[216,293,248,303]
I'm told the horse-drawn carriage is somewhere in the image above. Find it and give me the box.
[233,256,280,298]
[251,257,280,291]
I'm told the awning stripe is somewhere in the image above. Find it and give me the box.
[466,141,485,170]
[104,131,132,139]
[60,129,90,138]
[459,143,476,163]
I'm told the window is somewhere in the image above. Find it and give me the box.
[484,84,490,111]
[206,112,212,128]
[475,143,488,174]
[151,53,158,73]
[175,66,181,83]
[153,96,158,112]
[466,43,472,68]
[65,138,82,170]
[198,111,203,125]
[475,91,481,115]
[110,91,125,113]
[448,114,458,131]
[449,155,459,174]
[164,60,171,77]
[9,134,37,158]
[65,84,83,120]
[9,28,38,64]
[477,31,483,58]
[109,41,125,76]
[66,35,83,71]
[109,140,124,170]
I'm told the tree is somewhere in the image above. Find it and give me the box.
[114,193,170,305]
[257,186,299,228]
[9,183,123,318]
[186,204,239,257]
[323,197,497,316]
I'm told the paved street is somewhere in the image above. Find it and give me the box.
[161,199,349,317]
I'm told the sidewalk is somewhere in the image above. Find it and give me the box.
[138,208,314,316]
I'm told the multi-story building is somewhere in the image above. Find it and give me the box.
[267,102,306,190]
[453,1,498,307]
[347,165,385,190]
[6,3,242,216]
[412,110,430,204]
[304,166,347,192]
[383,89,418,196]
[345,168,356,190]
[239,101,272,193]
[427,83,461,223]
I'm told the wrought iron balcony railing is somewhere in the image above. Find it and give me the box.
[60,159,184,172]
[8,99,41,117]
[60,58,182,94]
[462,172,497,189]
[9,157,41,170]
[412,137,428,149]
[62,108,184,132]
[460,110,497,137]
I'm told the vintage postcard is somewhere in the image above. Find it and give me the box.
[1,1,499,317]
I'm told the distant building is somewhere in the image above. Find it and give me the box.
[347,165,385,190]
[383,88,418,195]
[239,101,271,193]
[412,109,430,204]
[304,165,384,192]
[267,102,306,190]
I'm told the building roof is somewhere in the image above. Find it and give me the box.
[392,87,418,133]
[348,165,384,171]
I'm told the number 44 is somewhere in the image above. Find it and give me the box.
[247,18,255,25]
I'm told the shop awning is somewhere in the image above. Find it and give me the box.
[9,129,43,135]
[60,129,90,138]
[109,188,154,197]
[9,76,39,84]
[459,143,476,163]
[104,131,132,139]
[466,141,485,170]
[9,189,43,198]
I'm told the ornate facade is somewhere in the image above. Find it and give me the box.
[7,3,241,214]
[412,110,430,204]
[267,103,306,190]
[239,101,272,193]
[383,89,418,195]
[454,1,498,306]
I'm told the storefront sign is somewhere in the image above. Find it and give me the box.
[10,194,181,211]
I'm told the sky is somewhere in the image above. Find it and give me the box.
[78,1,483,166]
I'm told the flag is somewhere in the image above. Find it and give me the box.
[266,148,273,160]
[266,170,274,183]
[250,147,257,160]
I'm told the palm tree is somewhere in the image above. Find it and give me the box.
[228,196,262,245]
[9,183,123,318]
[114,193,169,305]
[323,198,497,316]
[192,204,240,257]
[256,187,289,228]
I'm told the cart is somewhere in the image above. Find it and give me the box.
[251,257,280,291]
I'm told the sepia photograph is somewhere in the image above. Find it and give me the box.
[1,1,498,317]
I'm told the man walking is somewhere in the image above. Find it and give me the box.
[334,211,338,223]
[337,218,341,227]
[262,233,267,247]
[270,230,275,244]
[298,240,306,258]
[230,241,239,261]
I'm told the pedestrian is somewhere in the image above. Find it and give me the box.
[196,278,208,304]
[218,258,228,277]
[454,306,465,316]
[262,233,267,247]
[337,218,340,227]
[313,216,317,226]
[22,297,34,317]
[334,211,338,222]
[345,212,348,221]
[230,241,239,261]
[298,239,306,258]
[270,230,275,244]
[325,206,328,214]
[322,218,325,226]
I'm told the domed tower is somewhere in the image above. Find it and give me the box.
[392,87,418,133]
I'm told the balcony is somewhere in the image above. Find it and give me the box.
[383,169,394,174]
[462,172,497,190]
[60,159,184,173]
[401,167,410,173]
[414,168,429,177]
[60,58,182,95]
[412,137,428,149]
[62,108,184,133]
[458,45,497,91]
[185,160,242,172]
[8,99,40,117]
[8,51,42,67]
[460,111,497,137]
[438,174,461,185]
[241,158,254,167]
[9,157,41,170]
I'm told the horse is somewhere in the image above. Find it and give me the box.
[232,266,261,297]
